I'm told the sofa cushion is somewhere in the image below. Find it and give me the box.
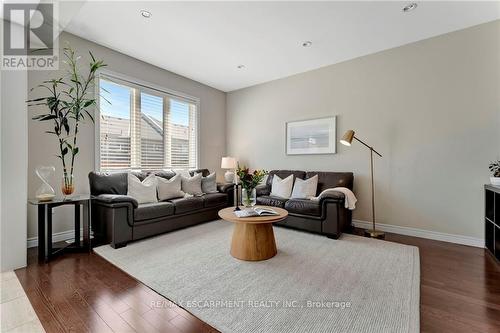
[181,173,203,195]
[134,202,174,221]
[189,168,210,177]
[89,172,128,195]
[270,174,294,199]
[200,172,218,193]
[152,170,176,180]
[291,175,318,199]
[305,172,354,194]
[285,199,321,217]
[157,174,185,201]
[130,171,149,181]
[256,195,288,208]
[127,173,158,204]
[169,197,204,214]
[202,193,227,208]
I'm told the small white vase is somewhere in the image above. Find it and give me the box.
[490,177,500,186]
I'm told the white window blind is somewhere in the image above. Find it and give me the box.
[98,74,198,171]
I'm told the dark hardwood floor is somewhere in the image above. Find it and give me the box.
[15,229,500,333]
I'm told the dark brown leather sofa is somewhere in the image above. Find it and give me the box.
[89,169,233,248]
[256,170,353,239]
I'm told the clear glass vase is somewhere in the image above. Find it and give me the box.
[61,174,75,197]
[242,187,256,208]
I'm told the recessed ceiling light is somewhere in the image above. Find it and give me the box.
[140,10,152,18]
[237,65,245,69]
[403,3,418,12]
[302,41,312,47]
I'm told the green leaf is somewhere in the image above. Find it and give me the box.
[73,147,79,156]
[83,100,95,108]
[63,120,70,134]
[84,110,94,123]
[32,114,51,120]
[33,114,57,121]
[27,102,47,107]
[26,97,48,102]
[62,147,68,156]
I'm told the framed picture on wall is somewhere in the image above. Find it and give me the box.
[286,116,336,155]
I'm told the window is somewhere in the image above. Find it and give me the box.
[98,74,198,171]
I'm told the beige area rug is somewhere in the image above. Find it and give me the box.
[94,221,420,333]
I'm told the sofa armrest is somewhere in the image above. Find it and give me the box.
[318,192,345,203]
[217,183,234,193]
[321,199,352,238]
[93,194,138,208]
[256,184,271,196]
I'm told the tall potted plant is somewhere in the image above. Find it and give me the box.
[28,46,106,196]
[236,165,267,207]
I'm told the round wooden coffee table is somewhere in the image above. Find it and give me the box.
[218,206,288,261]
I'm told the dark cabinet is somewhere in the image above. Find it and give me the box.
[485,185,500,262]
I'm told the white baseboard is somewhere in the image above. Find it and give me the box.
[352,219,484,248]
[27,229,82,248]
[28,222,483,249]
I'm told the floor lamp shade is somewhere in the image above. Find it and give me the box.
[340,130,355,146]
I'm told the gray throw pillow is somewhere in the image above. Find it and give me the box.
[127,173,158,204]
[181,173,203,195]
[290,175,318,199]
[270,174,294,199]
[157,174,185,200]
[199,172,218,193]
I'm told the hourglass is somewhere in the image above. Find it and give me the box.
[35,166,56,201]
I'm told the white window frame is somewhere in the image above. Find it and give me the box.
[94,69,201,171]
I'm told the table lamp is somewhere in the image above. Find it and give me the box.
[221,157,237,183]
[340,130,384,239]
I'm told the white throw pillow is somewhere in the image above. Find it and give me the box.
[173,169,191,178]
[290,175,318,199]
[270,174,294,199]
[200,172,218,193]
[181,173,203,195]
[157,174,185,201]
[127,173,158,204]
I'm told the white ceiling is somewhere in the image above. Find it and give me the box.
[60,1,500,92]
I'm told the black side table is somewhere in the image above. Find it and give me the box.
[29,195,91,262]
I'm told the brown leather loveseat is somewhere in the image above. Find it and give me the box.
[256,170,354,239]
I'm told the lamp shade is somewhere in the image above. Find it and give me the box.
[221,156,237,169]
[340,130,355,146]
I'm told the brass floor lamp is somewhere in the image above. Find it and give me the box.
[340,130,384,239]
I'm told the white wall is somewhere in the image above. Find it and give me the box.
[227,21,500,239]
[27,32,226,240]
[1,23,28,271]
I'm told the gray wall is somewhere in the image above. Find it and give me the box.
[227,21,500,239]
[27,32,226,239]
[1,22,28,271]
